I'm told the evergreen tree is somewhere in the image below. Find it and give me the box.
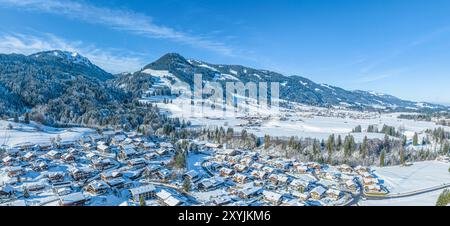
[23,187,30,199]
[401,135,407,147]
[436,189,450,206]
[226,128,234,141]
[24,113,30,124]
[288,136,295,149]
[344,135,355,157]
[352,125,362,133]
[174,150,187,169]
[380,150,386,167]
[383,134,390,152]
[413,132,419,146]
[326,134,335,153]
[326,134,335,163]
[442,142,450,155]
[264,134,271,149]
[313,140,320,157]
[139,195,146,206]
[360,136,368,159]
[399,146,405,165]
[182,178,192,192]
[336,135,342,149]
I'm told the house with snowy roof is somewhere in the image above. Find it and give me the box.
[129,184,156,201]
[86,180,109,195]
[59,192,87,206]
[262,190,283,205]
[310,186,327,200]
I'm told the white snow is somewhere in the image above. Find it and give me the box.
[141,68,190,93]
[219,73,239,81]
[229,69,238,75]
[198,63,219,72]
[359,160,450,206]
[0,120,93,147]
[253,74,262,79]
[142,68,172,78]
[360,188,444,206]
[155,97,450,142]
[371,161,450,194]
[320,84,334,90]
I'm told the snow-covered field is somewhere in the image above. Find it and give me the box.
[371,161,450,194]
[153,97,450,141]
[0,120,94,147]
[360,189,444,206]
[359,160,450,206]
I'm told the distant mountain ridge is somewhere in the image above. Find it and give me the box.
[139,53,448,112]
[0,50,447,122]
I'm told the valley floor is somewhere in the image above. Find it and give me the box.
[154,97,449,142]
[359,160,450,206]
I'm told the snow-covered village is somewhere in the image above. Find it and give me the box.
[0,119,373,206]
[1,98,450,207]
[1,0,450,211]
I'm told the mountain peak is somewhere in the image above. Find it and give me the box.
[144,52,190,70]
[158,52,186,61]
[27,50,113,81]
[30,50,93,67]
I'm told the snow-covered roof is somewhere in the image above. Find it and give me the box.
[23,152,36,158]
[326,189,341,196]
[122,148,137,156]
[47,150,60,156]
[121,144,135,150]
[296,174,317,183]
[113,135,126,141]
[88,181,109,190]
[97,144,109,150]
[0,185,14,193]
[143,142,156,148]
[164,196,182,206]
[290,179,309,187]
[240,187,261,196]
[6,166,22,172]
[184,170,199,179]
[262,190,282,202]
[0,199,27,206]
[129,185,156,196]
[310,186,327,196]
[345,180,356,187]
[156,189,172,200]
[128,158,146,165]
[59,192,86,205]
[2,156,14,162]
[159,142,173,148]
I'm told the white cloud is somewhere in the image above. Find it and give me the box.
[0,32,147,73]
[0,0,235,56]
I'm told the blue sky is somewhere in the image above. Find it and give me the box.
[0,0,450,104]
